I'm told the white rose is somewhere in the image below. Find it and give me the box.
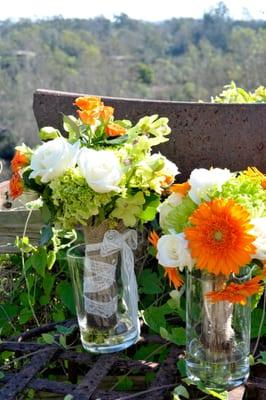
[162,158,179,180]
[188,167,232,204]
[78,148,122,193]
[157,233,194,271]
[158,193,183,230]
[250,217,266,261]
[29,137,80,183]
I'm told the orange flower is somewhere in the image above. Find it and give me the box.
[11,151,29,173]
[9,173,23,199]
[105,123,126,137]
[206,276,263,305]
[170,181,191,196]
[100,106,114,122]
[185,199,256,276]
[148,230,159,248]
[77,109,100,125]
[164,267,183,289]
[74,96,101,111]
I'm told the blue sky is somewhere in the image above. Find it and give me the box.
[1,0,265,21]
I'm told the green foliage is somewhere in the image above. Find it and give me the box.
[138,269,163,295]
[212,81,266,103]
[172,385,190,399]
[161,196,197,234]
[0,230,77,337]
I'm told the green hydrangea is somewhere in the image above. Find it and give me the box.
[111,191,145,227]
[50,169,114,229]
[161,196,197,234]
[208,175,266,218]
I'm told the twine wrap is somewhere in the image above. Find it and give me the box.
[84,229,139,327]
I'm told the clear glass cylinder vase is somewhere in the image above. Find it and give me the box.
[67,241,140,353]
[186,269,251,390]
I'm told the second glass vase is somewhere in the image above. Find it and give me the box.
[186,269,251,390]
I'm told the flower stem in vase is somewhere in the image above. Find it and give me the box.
[201,273,234,362]
[83,222,122,331]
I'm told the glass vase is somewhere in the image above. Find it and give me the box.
[67,229,140,353]
[186,269,251,390]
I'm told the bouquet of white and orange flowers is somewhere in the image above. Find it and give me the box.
[150,166,266,389]
[10,96,178,230]
[9,95,180,352]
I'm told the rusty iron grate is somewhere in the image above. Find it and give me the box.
[0,320,264,399]
[0,321,183,400]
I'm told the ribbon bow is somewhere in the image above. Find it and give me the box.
[100,229,139,328]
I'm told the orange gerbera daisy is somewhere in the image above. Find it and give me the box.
[105,123,126,137]
[170,181,191,196]
[74,96,101,111]
[185,199,256,276]
[9,173,24,199]
[148,230,183,289]
[164,267,184,289]
[206,276,263,305]
[11,151,29,173]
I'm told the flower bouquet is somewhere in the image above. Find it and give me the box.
[153,167,266,389]
[10,95,179,352]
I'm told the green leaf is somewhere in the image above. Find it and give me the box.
[41,203,52,224]
[160,327,186,346]
[56,281,75,315]
[43,273,55,296]
[47,251,57,270]
[142,303,171,334]
[197,383,228,400]
[139,204,158,222]
[39,295,50,305]
[115,376,134,391]
[138,270,163,295]
[172,385,190,399]
[52,309,66,322]
[40,225,53,246]
[257,351,266,365]
[104,134,129,145]
[39,127,61,141]
[59,335,67,348]
[63,114,80,141]
[177,359,187,378]
[41,333,55,344]
[31,248,47,277]
[0,303,18,325]
[56,324,77,335]
[145,371,156,384]
[64,395,74,400]
[251,308,266,338]
[0,371,5,379]
[133,343,163,361]
[19,308,33,325]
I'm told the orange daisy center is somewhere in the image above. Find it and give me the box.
[185,198,256,276]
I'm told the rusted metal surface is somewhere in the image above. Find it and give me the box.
[72,354,119,399]
[0,345,59,399]
[141,346,181,400]
[0,320,260,399]
[33,89,266,180]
